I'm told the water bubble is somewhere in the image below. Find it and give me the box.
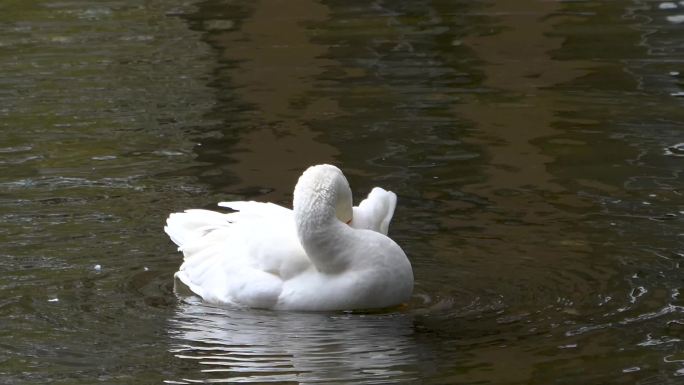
[665,143,684,157]
[667,14,684,23]
[92,155,117,161]
[152,150,184,157]
[629,286,648,303]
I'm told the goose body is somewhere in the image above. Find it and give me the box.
[164,164,413,311]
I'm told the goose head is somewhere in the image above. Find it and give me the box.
[293,164,353,226]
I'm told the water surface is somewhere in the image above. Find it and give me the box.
[1,0,683,384]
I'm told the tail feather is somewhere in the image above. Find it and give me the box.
[164,209,230,247]
[351,187,397,235]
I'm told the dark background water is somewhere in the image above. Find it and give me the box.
[1,0,683,383]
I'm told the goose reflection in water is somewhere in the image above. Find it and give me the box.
[167,298,432,384]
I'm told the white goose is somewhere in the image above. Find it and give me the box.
[164,164,413,311]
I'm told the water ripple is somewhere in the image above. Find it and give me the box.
[167,300,425,384]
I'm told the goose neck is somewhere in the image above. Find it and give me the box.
[293,169,351,273]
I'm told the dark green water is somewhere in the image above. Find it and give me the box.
[1,0,683,383]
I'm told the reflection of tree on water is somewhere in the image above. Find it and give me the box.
[182,0,340,202]
[168,299,433,384]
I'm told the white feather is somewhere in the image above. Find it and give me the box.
[163,164,413,311]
